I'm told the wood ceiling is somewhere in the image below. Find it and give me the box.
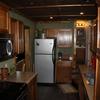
[0,0,98,21]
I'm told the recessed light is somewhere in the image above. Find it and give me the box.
[50,16,53,19]
[80,12,84,15]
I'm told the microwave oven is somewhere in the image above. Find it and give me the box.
[0,34,13,60]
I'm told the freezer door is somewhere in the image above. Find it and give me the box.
[35,54,54,83]
[35,39,54,54]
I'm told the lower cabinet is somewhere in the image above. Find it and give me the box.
[56,60,72,83]
[26,75,37,100]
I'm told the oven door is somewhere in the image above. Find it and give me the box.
[0,38,13,59]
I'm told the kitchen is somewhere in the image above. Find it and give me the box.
[0,0,99,100]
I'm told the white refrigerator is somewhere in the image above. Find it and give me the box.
[34,39,56,83]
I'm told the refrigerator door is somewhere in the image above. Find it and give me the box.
[35,54,54,83]
[35,39,54,54]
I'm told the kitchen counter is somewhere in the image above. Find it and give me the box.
[79,65,94,100]
[0,71,37,100]
[4,71,37,84]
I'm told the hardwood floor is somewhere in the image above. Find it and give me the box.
[37,84,79,100]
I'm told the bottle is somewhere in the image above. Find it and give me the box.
[0,68,2,80]
[87,63,94,85]
[2,64,9,80]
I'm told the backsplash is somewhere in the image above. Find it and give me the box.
[0,58,16,75]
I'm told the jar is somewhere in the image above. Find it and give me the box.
[41,33,45,38]
[1,64,9,80]
[0,68,2,80]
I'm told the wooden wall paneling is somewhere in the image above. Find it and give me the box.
[24,27,32,71]
[94,7,100,100]
[94,59,100,100]
[19,21,24,53]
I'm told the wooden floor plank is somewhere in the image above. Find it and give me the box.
[37,84,79,100]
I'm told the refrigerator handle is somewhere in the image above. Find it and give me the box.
[52,44,55,64]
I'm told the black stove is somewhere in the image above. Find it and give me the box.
[0,81,27,100]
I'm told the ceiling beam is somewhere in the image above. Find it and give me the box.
[32,14,96,17]
[16,4,96,9]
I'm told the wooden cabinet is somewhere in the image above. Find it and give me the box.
[10,18,25,54]
[57,29,73,47]
[0,4,9,33]
[27,75,37,100]
[45,29,58,38]
[45,28,73,47]
[56,60,72,83]
[10,18,18,54]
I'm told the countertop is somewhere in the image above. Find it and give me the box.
[2,71,37,84]
[79,65,94,100]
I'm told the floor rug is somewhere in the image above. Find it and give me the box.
[58,84,78,94]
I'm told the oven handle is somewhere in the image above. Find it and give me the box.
[6,39,12,56]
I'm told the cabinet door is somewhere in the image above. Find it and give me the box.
[18,21,24,53]
[10,18,18,54]
[0,6,9,32]
[57,29,73,47]
[46,28,73,47]
[56,61,72,83]
[27,76,37,100]
[10,19,25,54]
[45,29,58,38]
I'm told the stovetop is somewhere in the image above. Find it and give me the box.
[0,81,26,100]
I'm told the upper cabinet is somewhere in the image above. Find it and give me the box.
[45,28,73,48]
[17,21,24,54]
[0,4,9,33]
[57,29,73,48]
[10,18,25,55]
[10,18,18,55]
[45,29,58,38]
